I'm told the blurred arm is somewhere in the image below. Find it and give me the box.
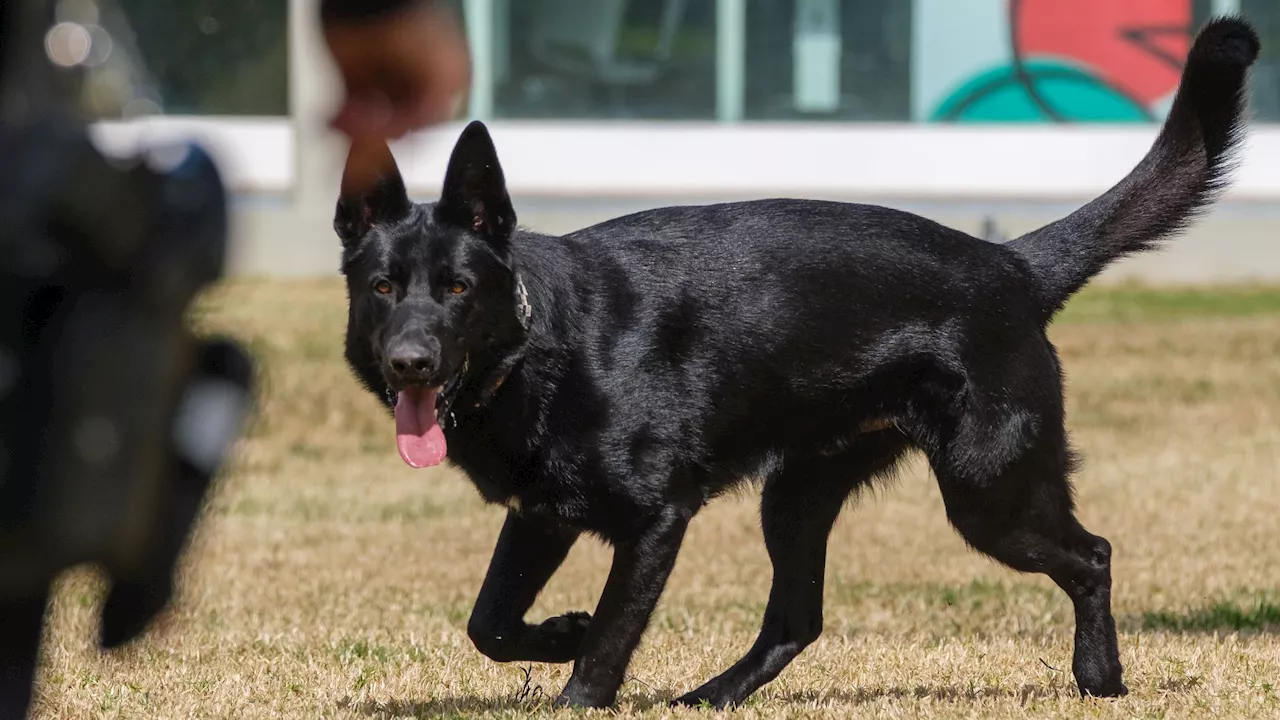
[320,0,437,25]
[320,0,470,192]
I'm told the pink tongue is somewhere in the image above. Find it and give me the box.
[395,388,447,468]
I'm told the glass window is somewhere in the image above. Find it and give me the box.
[744,0,912,121]
[87,0,1279,123]
[1241,0,1280,122]
[463,0,1276,125]
[490,0,717,119]
[116,0,289,116]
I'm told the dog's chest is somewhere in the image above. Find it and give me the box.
[446,443,637,536]
[444,435,557,510]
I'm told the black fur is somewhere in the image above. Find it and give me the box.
[332,19,1257,710]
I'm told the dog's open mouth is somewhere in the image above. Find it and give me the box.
[394,386,446,468]
[392,364,467,468]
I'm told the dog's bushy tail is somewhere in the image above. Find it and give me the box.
[1007,17,1259,320]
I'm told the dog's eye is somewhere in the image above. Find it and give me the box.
[373,279,393,295]
[449,281,468,295]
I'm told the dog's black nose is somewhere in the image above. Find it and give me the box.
[389,355,431,375]
[386,337,438,382]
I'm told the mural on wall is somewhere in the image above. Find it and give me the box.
[913,0,1191,123]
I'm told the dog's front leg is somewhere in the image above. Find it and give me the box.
[554,505,693,709]
[466,511,588,663]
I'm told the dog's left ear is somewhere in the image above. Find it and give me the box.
[436,120,516,253]
[335,140,412,247]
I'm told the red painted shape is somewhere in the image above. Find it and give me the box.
[1015,0,1190,105]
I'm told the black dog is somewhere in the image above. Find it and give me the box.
[332,19,1257,710]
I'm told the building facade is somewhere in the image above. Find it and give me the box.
[89,0,1280,279]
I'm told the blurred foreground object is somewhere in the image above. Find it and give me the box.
[322,0,471,193]
[0,1,254,717]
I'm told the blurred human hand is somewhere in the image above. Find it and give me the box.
[324,1,471,189]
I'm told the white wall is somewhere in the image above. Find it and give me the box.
[87,118,1280,202]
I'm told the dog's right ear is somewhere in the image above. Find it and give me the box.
[334,140,412,246]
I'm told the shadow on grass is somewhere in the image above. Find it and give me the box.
[1125,598,1280,634]
[350,684,1079,716]
[346,690,670,717]
[775,683,1071,707]
[350,697,530,717]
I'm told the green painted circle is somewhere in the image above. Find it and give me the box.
[930,60,1150,123]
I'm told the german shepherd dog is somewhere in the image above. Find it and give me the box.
[332,19,1257,709]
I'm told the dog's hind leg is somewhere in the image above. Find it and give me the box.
[673,433,909,709]
[932,413,1126,698]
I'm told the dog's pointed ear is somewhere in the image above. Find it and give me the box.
[436,120,516,251]
[335,140,412,246]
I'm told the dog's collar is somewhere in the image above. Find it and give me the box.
[515,273,532,330]
[486,272,530,407]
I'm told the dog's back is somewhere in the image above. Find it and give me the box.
[511,198,1037,485]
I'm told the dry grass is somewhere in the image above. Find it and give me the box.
[30,279,1280,719]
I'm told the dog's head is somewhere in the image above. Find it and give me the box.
[335,120,523,469]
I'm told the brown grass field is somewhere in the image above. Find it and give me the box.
[29,279,1280,719]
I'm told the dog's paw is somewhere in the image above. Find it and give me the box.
[671,691,712,710]
[553,679,615,709]
[1079,679,1128,699]
[672,682,738,711]
[1075,659,1127,699]
[530,611,591,662]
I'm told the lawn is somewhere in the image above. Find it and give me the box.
[31,280,1280,719]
